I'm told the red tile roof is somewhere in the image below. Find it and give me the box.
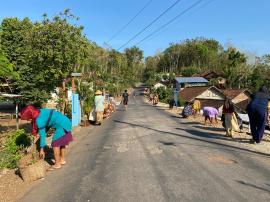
[179,86,210,102]
[235,99,250,112]
[179,86,223,102]
[222,89,250,99]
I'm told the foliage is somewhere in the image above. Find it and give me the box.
[178,96,186,107]
[155,87,173,103]
[144,37,270,92]
[0,129,31,169]
[0,48,18,79]
[181,67,199,77]
[0,11,90,103]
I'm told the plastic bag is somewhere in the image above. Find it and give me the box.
[89,109,95,121]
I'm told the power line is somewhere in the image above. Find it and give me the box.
[145,0,215,44]
[144,0,216,45]
[135,0,204,46]
[117,0,183,51]
[107,0,153,43]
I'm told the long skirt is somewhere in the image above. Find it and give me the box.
[51,130,73,147]
[225,113,239,137]
[248,109,267,143]
[96,111,104,124]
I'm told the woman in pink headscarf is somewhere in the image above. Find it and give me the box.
[20,105,72,170]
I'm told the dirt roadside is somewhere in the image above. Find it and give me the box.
[0,125,95,202]
[152,101,270,155]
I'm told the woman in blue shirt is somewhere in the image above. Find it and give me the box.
[21,106,73,170]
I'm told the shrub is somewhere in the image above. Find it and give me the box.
[0,129,31,169]
[155,87,173,103]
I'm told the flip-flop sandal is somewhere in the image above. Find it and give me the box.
[60,161,66,165]
[47,165,61,171]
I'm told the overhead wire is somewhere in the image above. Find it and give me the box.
[135,0,204,46]
[144,0,216,43]
[117,0,183,51]
[107,0,153,43]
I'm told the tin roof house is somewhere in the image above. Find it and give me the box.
[179,86,225,109]
[174,77,209,91]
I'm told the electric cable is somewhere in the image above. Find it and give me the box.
[135,0,203,46]
[117,0,183,51]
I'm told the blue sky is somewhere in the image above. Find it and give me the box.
[0,0,269,57]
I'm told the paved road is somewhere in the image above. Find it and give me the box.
[20,91,270,202]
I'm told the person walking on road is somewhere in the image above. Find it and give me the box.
[20,105,73,170]
[122,89,129,111]
[247,86,270,144]
[94,90,105,125]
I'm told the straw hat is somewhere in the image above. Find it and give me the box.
[95,90,102,95]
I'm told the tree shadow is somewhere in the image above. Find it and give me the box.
[113,120,270,158]
[179,121,201,125]
[44,146,55,165]
[194,125,226,132]
[170,115,181,119]
[236,180,270,193]
[183,128,237,142]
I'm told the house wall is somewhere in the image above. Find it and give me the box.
[232,93,250,104]
[196,89,224,100]
[185,83,208,88]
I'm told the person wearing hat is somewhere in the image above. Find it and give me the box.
[94,90,105,125]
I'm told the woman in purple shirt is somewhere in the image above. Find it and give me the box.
[203,106,219,125]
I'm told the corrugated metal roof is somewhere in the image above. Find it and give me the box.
[175,77,209,83]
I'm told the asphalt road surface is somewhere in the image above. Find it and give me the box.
[20,91,270,202]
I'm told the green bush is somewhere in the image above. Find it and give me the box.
[177,96,186,107]
[155,87,173,103]
[0,129,31,169]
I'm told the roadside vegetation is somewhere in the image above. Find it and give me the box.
[1,10,270,168]
[143,38,270,103]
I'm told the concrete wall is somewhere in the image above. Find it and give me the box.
[197,89,224,100]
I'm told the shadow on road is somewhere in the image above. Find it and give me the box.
[236,180,270,193]
[113,120,270,158]
[193,125,225,132]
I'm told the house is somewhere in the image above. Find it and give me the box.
[222,89,251,111]
[173,77,209,105]
[179,86,225,110]
[192,70,226,88]
[174,77,209,91]
[192,70,222,80]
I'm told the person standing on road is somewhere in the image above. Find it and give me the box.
[122,89,129,111]
[20,105,73,170]
[94,90,105,125]
[222,98,239,137]
[247,86,270,144]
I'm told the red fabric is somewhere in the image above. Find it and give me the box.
[20,106,40,135]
